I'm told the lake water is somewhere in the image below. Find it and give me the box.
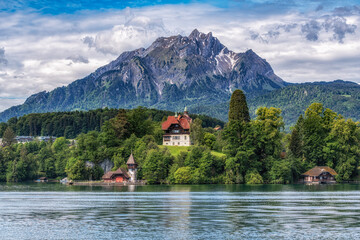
[1,184,360,239]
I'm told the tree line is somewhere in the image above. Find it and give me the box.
[0,107,224,139]
[0,90,359,183]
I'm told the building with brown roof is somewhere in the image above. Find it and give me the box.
[102,154,138,183]
[162,107,192,146]
[301,166,337,184]
[102,168,130,183]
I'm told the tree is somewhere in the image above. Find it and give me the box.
[66,157,86,180]
[323,118,360,181]
[190,118,204,145]
[2,127,16,146]
[143,149,173,184]
[289,116,304,158]
[245,171,263,184]
[174,167,192,184]
[204,132,216,149]
[228,89,250,122]
[302,103,338,166]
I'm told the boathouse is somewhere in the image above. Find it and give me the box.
[301,166,337,184]
[102,168,130,183]
[39,177,48,182]
[162,107,192,146]
[102,154,138,183]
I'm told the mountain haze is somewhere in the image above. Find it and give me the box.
[0,29,287,122]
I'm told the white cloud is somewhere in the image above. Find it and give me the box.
[0,3,359,111]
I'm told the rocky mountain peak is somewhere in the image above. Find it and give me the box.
[0,30,288,122]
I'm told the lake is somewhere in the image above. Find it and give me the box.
[1,183,360,239]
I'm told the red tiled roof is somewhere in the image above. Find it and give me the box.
[161,114,192,130]
[302,166,338,177]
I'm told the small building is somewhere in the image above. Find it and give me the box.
[37,136,57,142]
[126,153,138,182]
[162,107,192,146]
[302,166,337,184]
[16,136,35,143]
[102,168,130,183]
[38,177,48,182]
[102,154,138,183]
[214,126,222,131]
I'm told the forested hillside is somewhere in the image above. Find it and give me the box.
[0,107,224,139]
[191,80,360,129]
[1,90,359,184]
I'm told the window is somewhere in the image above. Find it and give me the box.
[172,130,180,133]
[173,136,180,140]
[184,136,187,140]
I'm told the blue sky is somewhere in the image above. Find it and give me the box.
[0,0,359,111]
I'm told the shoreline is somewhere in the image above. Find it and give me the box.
[68,181,146,186]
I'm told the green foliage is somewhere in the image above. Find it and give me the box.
[2,127,16,146]
[0,100,359,184]
[245,171,263,184]
[190,118,204,145]
[204,132,216,149]
[174,167,192,184]
[228,89,250,122]
[143,149,174,184]
[269,160,292,184]
[66,157,86,180]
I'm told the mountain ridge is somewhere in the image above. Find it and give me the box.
[0,29,287,122]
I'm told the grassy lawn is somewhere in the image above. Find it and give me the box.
[159,145,226,157]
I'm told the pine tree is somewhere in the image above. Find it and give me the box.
[228,89,250,122]
[2,127,16,146]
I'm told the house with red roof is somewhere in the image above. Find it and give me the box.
[162,107,192,146]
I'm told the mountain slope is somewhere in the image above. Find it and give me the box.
[191,80,360,129]
[0,29,287,122]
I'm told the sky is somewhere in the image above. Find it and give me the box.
[0,0,359,111]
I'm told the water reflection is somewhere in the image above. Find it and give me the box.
[1,184,360,239]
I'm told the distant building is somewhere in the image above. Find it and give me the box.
[102,154,138,183]
[301,166,337,184]
[39,177,48,182]
[214,126,222,131]
[16,136,35,143]
[162,107,192,146]
[14,136,57,144]
[37,136,56,142]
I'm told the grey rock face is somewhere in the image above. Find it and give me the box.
[99,159,114,174]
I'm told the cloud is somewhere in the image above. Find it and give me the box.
[82,13,171,55]
[332,5,360,16]
[323,16,357,43]
[67,55,89,64]
[301,20,322,41]
[0,47,7,66]
[315,5,324,12]
[0,2,360,112]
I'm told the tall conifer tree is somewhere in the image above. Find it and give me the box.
[228,89,250,122]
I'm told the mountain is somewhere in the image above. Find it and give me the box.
[191,80,360,129]
[0,29,287,122]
